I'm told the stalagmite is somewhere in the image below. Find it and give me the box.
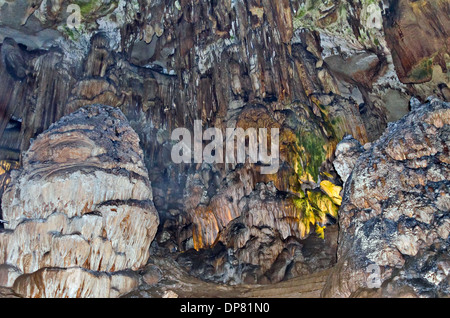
[0,104,159,297]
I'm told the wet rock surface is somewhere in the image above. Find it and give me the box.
[0,104,159,297]
[323,98,450,298]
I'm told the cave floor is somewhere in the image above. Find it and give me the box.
[124,256,333,298]
[0,256,333,298]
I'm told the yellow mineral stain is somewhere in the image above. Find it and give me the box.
[0,160,20,189]
[319,180,342,206]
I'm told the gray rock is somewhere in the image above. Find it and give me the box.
[323,98,450,298]
[333,135,364,185]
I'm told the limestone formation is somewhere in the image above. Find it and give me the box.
[0,0,448,296]
[383,0,450,84]
[323,98,450,298]
[333,136,365,185]
[13,267,140,298]
[0,104,159,297]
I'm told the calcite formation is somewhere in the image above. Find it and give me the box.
[0,104,159,297]
[174,179,339,284]
[333,136,365,185]
[0,0,448,294]
[323,98,450,298]
[13,267,139,298]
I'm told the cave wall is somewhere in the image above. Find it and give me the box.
[0,0,448,284]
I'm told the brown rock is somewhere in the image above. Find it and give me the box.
[141,264,163,286]
[383,0,450,84]
[13,267,139,298]
[0,264,21,288]
[0,104,159,297]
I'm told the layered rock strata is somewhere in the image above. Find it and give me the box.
[0,104,159,297]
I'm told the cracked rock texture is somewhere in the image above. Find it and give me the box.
[323,98,450,298]
[333,135,365,186]
[0,104,159,297]
[0,0,448,292]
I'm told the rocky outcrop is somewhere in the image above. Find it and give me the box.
[174,179,339,284]
[0,3,370,277]
[0,0,448,292]
[323,98,450,298]
[383,0,449,84]
[0,104,159,297]
[333,135,365,186]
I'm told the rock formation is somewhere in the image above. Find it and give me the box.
[383,0,449,84]
[0,0,448,296]
[0,104,159,297]
[323,98,450,298]
[176,181,339,284]
[333,135,365,186]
